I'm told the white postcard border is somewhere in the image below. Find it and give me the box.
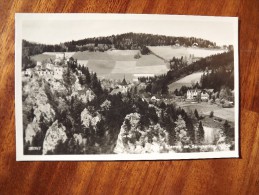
[15,13,239,161]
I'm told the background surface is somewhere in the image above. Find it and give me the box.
[0,0,258,194]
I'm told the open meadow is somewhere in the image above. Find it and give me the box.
[31,53,56,62]
[168,72,204,92]
[148,46,227,61]
[71,50,168,80]
[176,101,235,122]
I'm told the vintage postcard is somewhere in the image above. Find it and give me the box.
[15,14,239,161]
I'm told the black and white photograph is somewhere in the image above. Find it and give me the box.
[15,14,239,161]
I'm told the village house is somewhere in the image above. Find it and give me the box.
[36,61,42,66]
[201,91,209,101]
[53,66,64,80]
[35,60,65,80]
[46,62,53,70]
[118,76,129,93]
[111,76,130,94]
[192,42,199,47]
[37,70,54,82]
[174,39,180,47]
[186,89,201,100]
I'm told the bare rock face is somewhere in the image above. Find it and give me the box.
[23,79,55,125]
[33,103,55,123]
[73,133,83,145]
[81,108,101,128]
[82,89,95,103]
[73,77,83,92]
[42,121,67,155]
[114,113,171,154]
[25,119,41,144]
[51,80,67,92]
[71,89,96,103]
[23,78,55,145]
[100,100,111,110]
[70,77,95,103]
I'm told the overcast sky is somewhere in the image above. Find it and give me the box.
[22,15,235,46]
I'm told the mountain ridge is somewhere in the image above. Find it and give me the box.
[22,32,219,56]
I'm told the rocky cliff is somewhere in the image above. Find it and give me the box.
[114,113,173,154]
[42,120,67,154]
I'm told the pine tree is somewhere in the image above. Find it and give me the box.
[185,116,195,143]
[124,118,131,133]
[27,107,35,123]
[71,97,84,132]
[209,111,214,118]
[123,118,131,143]
[88,121,95,145]
[163,111,176,145]
[90,73,103,96]
[62,67,76,94]
[197,121,204,144]
[159,110,165,127]
[85,67,91,85]
[96,119,106,141]
[194,109,199,120]
[148,107,158,124]
[223,120,234,140]
[161,82,169,94]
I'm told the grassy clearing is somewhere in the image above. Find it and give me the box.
[87,60,116,74]
[203,108,235,122]
[107,50,138,61]
[112,61,168,74]
[31,54,56,62]
[73,51,168,79]
[168,72,203,92]
[174,72,203,84]
[73,51,112,60]
[43,52,75,58]
[148,46,227,60]
[136,54,166,66]
[111,61,137,74]
[176,101,235,122]
[106,50,139,56]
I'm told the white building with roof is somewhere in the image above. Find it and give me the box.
[36,61,42,66]
[201,91,209,101]
[53,66,64,80]
[187,89,201,100]
[46,63,53,70]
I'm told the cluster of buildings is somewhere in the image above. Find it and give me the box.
[110,76,132,95]
[186,89,213,101]
[23,53,69,80]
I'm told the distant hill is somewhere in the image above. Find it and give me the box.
[64,32,217,51]
[22,32,218,56]
[143,50,234,94]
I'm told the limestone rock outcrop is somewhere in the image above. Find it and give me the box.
[42,121,67,155]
